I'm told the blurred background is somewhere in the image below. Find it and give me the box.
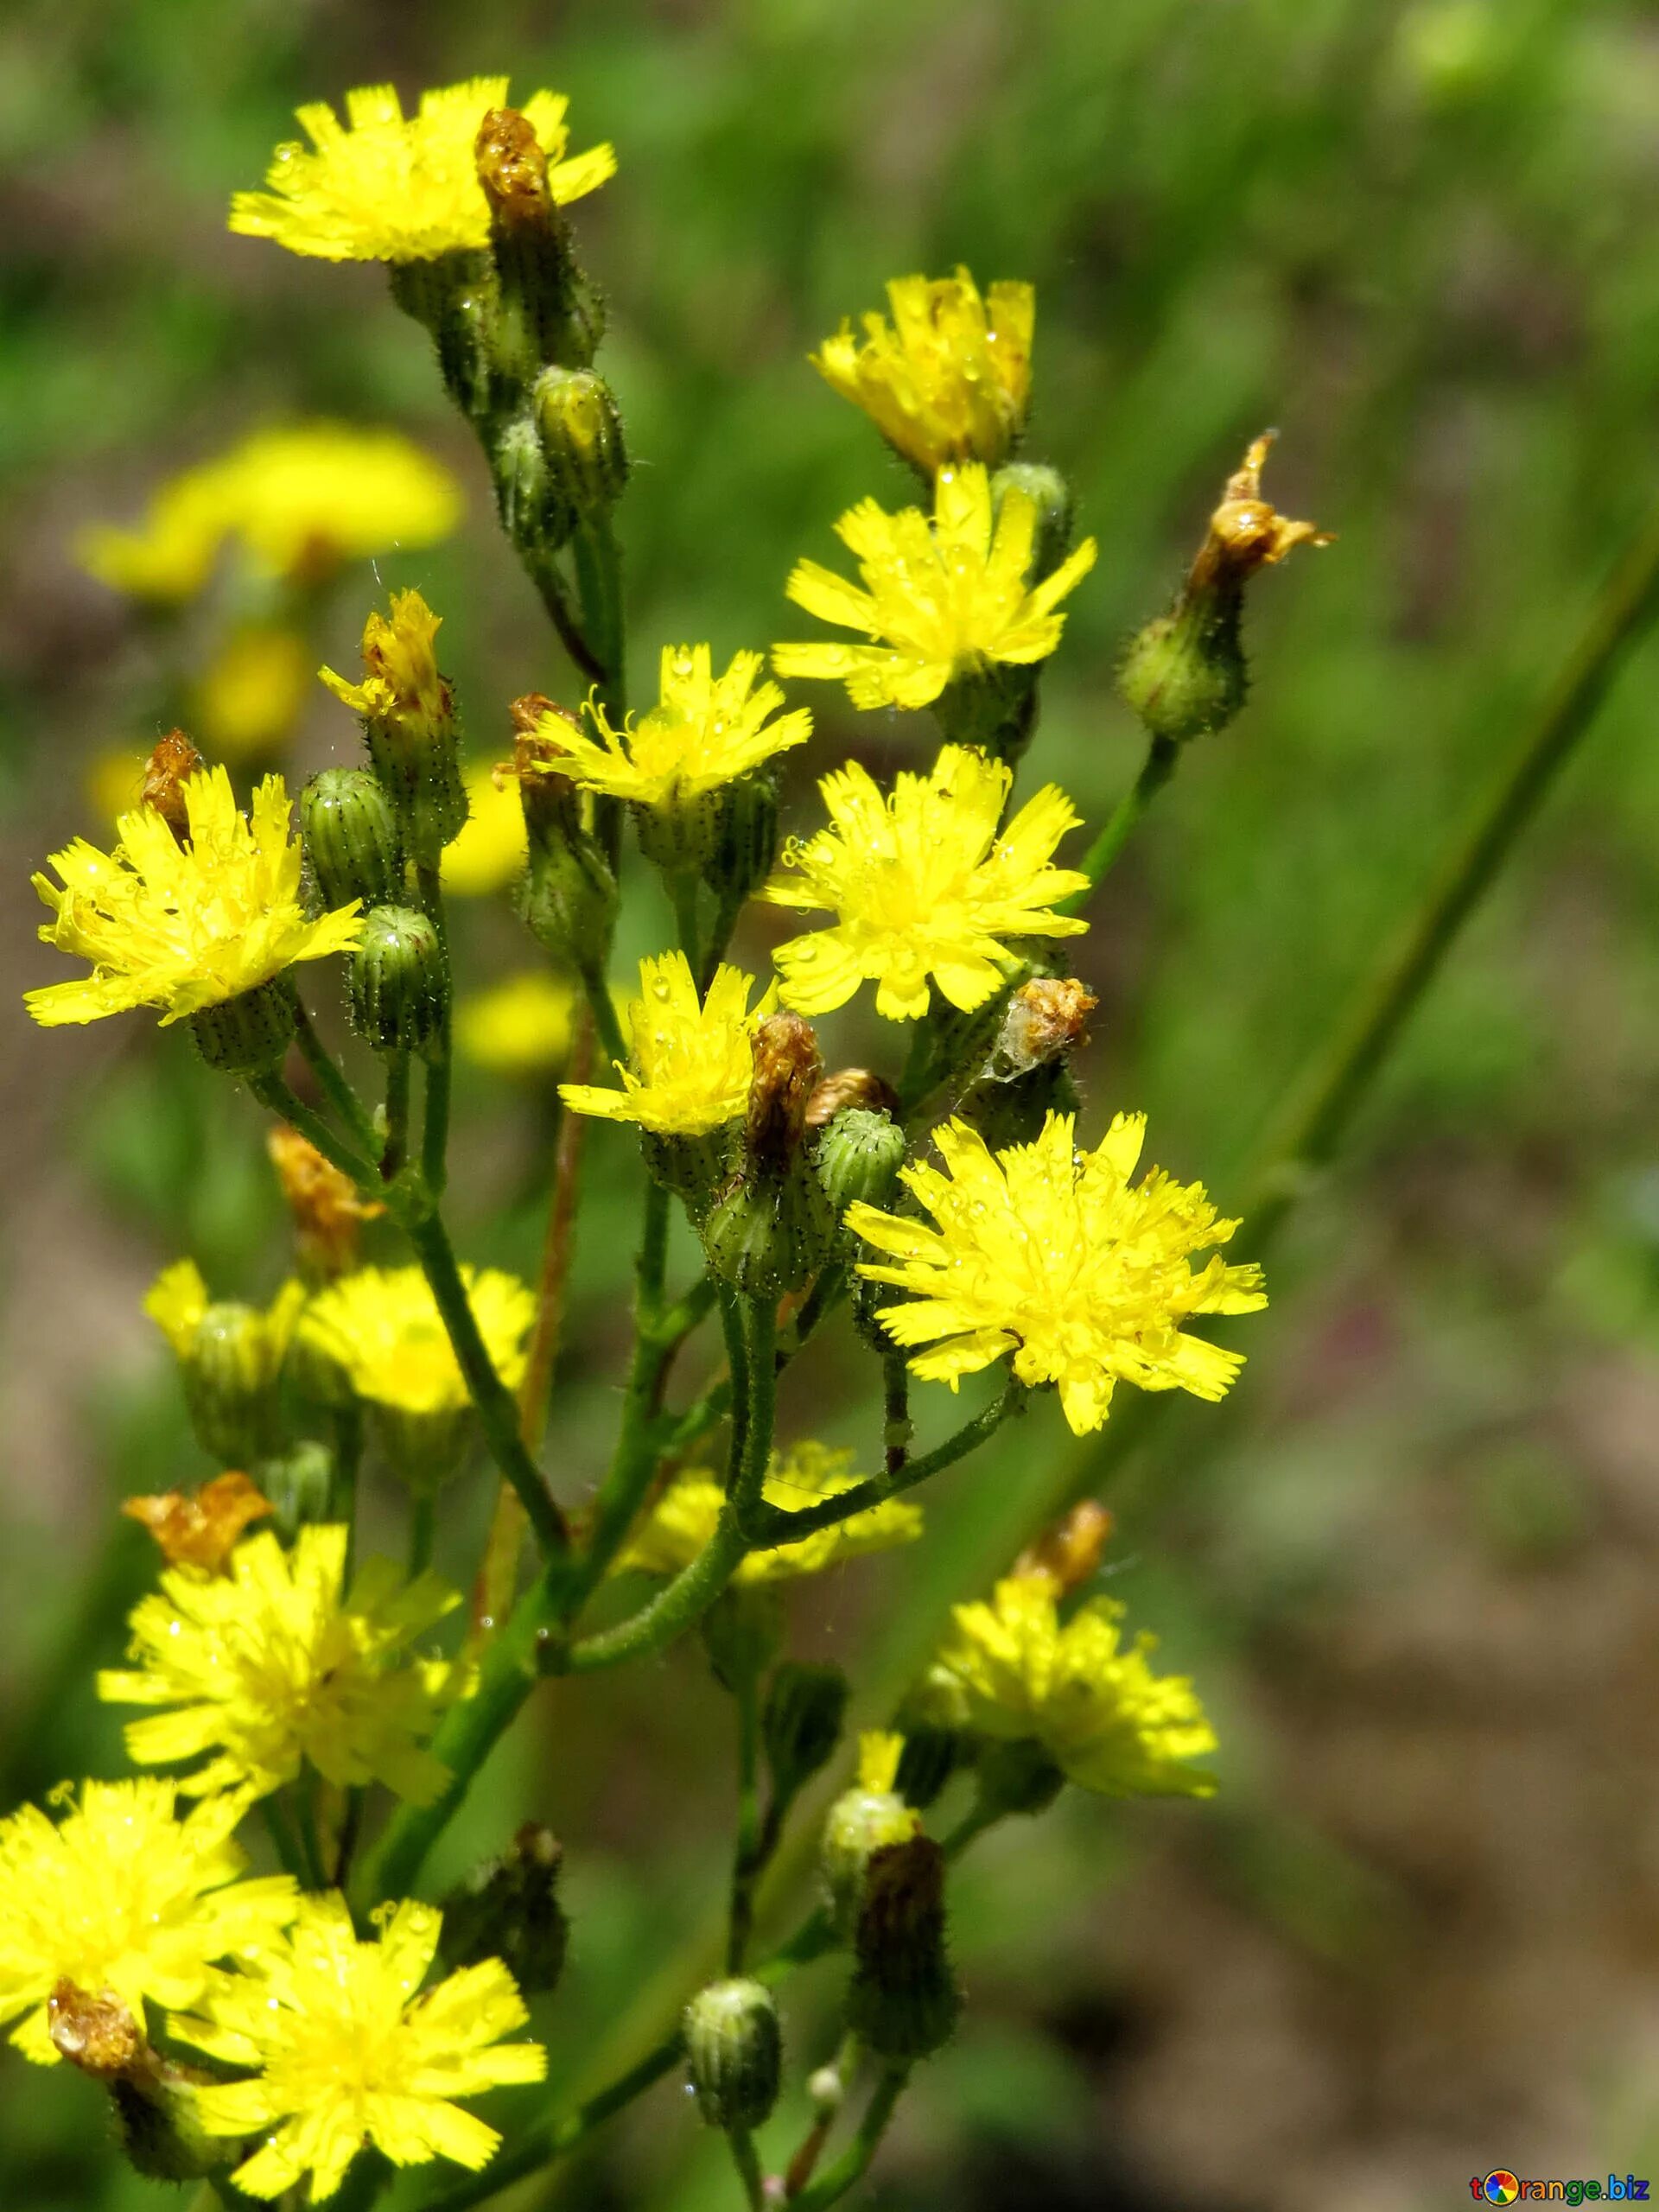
[7,0,1659,2205]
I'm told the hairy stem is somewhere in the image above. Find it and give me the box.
[1065,731,1180,910]
[292,996,379,1158]
[791,2067,910,2211]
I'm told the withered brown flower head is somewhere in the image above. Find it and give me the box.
[1012,1497,1114,1597]
[1190,430,1332,593]
[995,977,1098,1077]
[122,1470,274,1574]
[804,1066,901,1133]
[48,1981,143,2077]
[267,1126,385,1277]
[475,108,550,224]
[746,1013,823,1167]
[139,732,206,842]
[856,1834,948,1961]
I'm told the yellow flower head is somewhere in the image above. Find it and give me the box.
[144,1258,306,1376]
[616,1443,923,1585]
[764,743,1087,1023]
[848,1110,1268,1435]
[547,645,812,809]
[99,1523,462,1805]
[442,763,529,895]
[77,423,460,602]
[934,1575,1217,1798]
[175,1893,545,2202]
[855,1730,906,1794]
[296,1264,534,1417]
[560,951,767,1136]
[0,1779,296,2066]
[320,588,448,733]
[812,268,1034,474]
[455,969,578,1076]
[229,79,615,263]
[773,463,1096,712]
[25,767,362,1030]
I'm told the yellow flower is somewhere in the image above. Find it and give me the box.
[229,79,615,263]
[175,1894,545,2202]
[144,1257,306,1375]
[763,743,1087,1022]
[319,587,448,730]
[193,626,313,759]
[442,764,529,895]
[296,1264,534,1417]
[616,1443,923,1584]
[933,1575,1217,1798]
[560,951,766,1136]
[847,1110,1267,1435]
[546,645,811,808]
[455,969,578,1076]
[25,766,362,1029]
[855,1731,906,1794]
[812,268,1034,474]
[99,1523,463,1805]
[0,1779,296,2065]
[772,463,1096,711]
[77,423,459,602]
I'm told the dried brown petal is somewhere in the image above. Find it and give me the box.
[746,1013,823,1167]
[804,1067,901,1132]
[122,1471,274,1573]
[1013,1498,1114,1596]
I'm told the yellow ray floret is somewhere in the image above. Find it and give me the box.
[78,423,459,603]
[772,462,1096,712]
[25,766,362,1029]
[560,951,768,1136]
[812,268,1034,474]
[144,1257,306,1376]
[616,1443,923,1585]
[174,1893,545,2202]
[847,1110,1267,1434]
[544,645,812,809]
[764,743,1087,1022]
[0,1779,296,2066]
[99,1523,464,1805]
[296,1264,535,1417]
[229,79,615,263]
[933,1575,1217,1798]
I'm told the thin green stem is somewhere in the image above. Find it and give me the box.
[294,1773,327,1893]
[790,1263,846,1351]
[408,1493,435,1577]
[571,512,626,722]
[941,1798,1004,1860]
[727,2129,766,2210]
[381,1049,412,1180]
[726,1668,764,1974]
[882,1351,912,1478]
[292,997,379,1157]
[258,1794,308,1887]
[1064,732,1180,910]
[573,944,629,1072]
[415,862,453,1202]
[671,871,702,976]
[791,2067,910,2211]
[251,1073,378,1189]
[329,1403,363,1578]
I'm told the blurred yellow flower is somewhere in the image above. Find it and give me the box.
[99,1522,462,1805]
[297,1263,534,1417]
[813,268,1034,474]
[849,1111,1267,1434]
[934,1575,1217,1797]
[175,1894,545,2202]
[442,763,529,895]
[77,423,459,603]
[455,969,577,1076]
[764,743,1087,1022]
[773,463,1096,711]
[0,1779,295,2066]
[144,1256,305,1378]
[25,766,362,1029]
[560,951,766,1136]
[616,1443,922,1584]
[549,645,811,808]
[229,79,614,263]
[192,626,312,759]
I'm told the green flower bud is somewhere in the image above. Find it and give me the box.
[372,1402,473,1495]
[188,979,296,1076]
[181,1300,287,1464]
[844,1836,961,2063]
[347,906,448,1057]
[683,1978,782,2133]
[763,1662,851,1805]
[701,1586,785,1694]
[893,1725,968,1813]
[821,1736,920,1942]
[814,1107,907,1224]
[992,461,1076,580]
[535,365,628,513]
[256,1439,334,1539]
[439,1823,569,1997]
[512,705,619,969]
[302,768,403,912]
[705,770,779,905]
[388,251,493,424]
[702,1162,834,1299]
[632,793,723,881]
[493,412,575,557]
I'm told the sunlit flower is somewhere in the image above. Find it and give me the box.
[546,645,811,809]
[77,423,459,603]
[454,969,578,1076]
[143,1257,306,1376]
[175,1894,545,2202]
[229,79,614,263]
[296,1264,534,1418]
[442,764,529,896]
[0,1779,295,2066]
[99,1523,462,1805]
[772,463,1096,711]
[25,766,361,1029]
[812,268,1034,474]
[764,744,1087,1022]
[848,1110,1267,1434]
[933,1575,1217,1797]
[319,588,448,733]
[616,1443,923,1584]
[560,951,767,1136]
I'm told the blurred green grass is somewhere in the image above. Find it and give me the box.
[8,1,1659,2205]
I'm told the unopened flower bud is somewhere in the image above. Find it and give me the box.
[1012,1498,1114,1594]
[440,1823,569,1997]
[893,1724,967,1812]
[706,768,779,906]
[512,710,619,966]
[257,1437,334,1539]
[347,906,448,1057]
[992,461,1075,581]
[844,1836,961,2063]
[536,365,628,512]
[763,1662,850,1803]
[814,1107,907,1224]
[1118,430,1330,743]
[302,767,404,912]
[821,1732,921,1941]
[267,1126,385,1281]
[683,1978,782,2132]
[122,1471,273,1573]
[475,109,602,372]
[188,978,296,1075]
[49,1981,218,2182]
[180,1302,287,1464]
[493,413,575,557]
[139,731,204,842]
[321,592,468,865]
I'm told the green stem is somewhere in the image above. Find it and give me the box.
[791,2068,910,2211]
[381,1049,412,1180]
[415,862,453,1202]
[294,1773,328,1893]
[789,1263,846,1351]
[292,997,379,1157]
[574,944,629,1071]
[408,1493,436,1577]
[251,1073,378,1189]
[258,1794,308,1887]
[571,512,626,722]
[671,871,702,977]
[882,1351,912,1478]
[941,1798,1004,1860]
[726,1668,764,1974]
[329,1403,363,1576]
[727,2129,766,2210]
[1064,732,1180,910]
